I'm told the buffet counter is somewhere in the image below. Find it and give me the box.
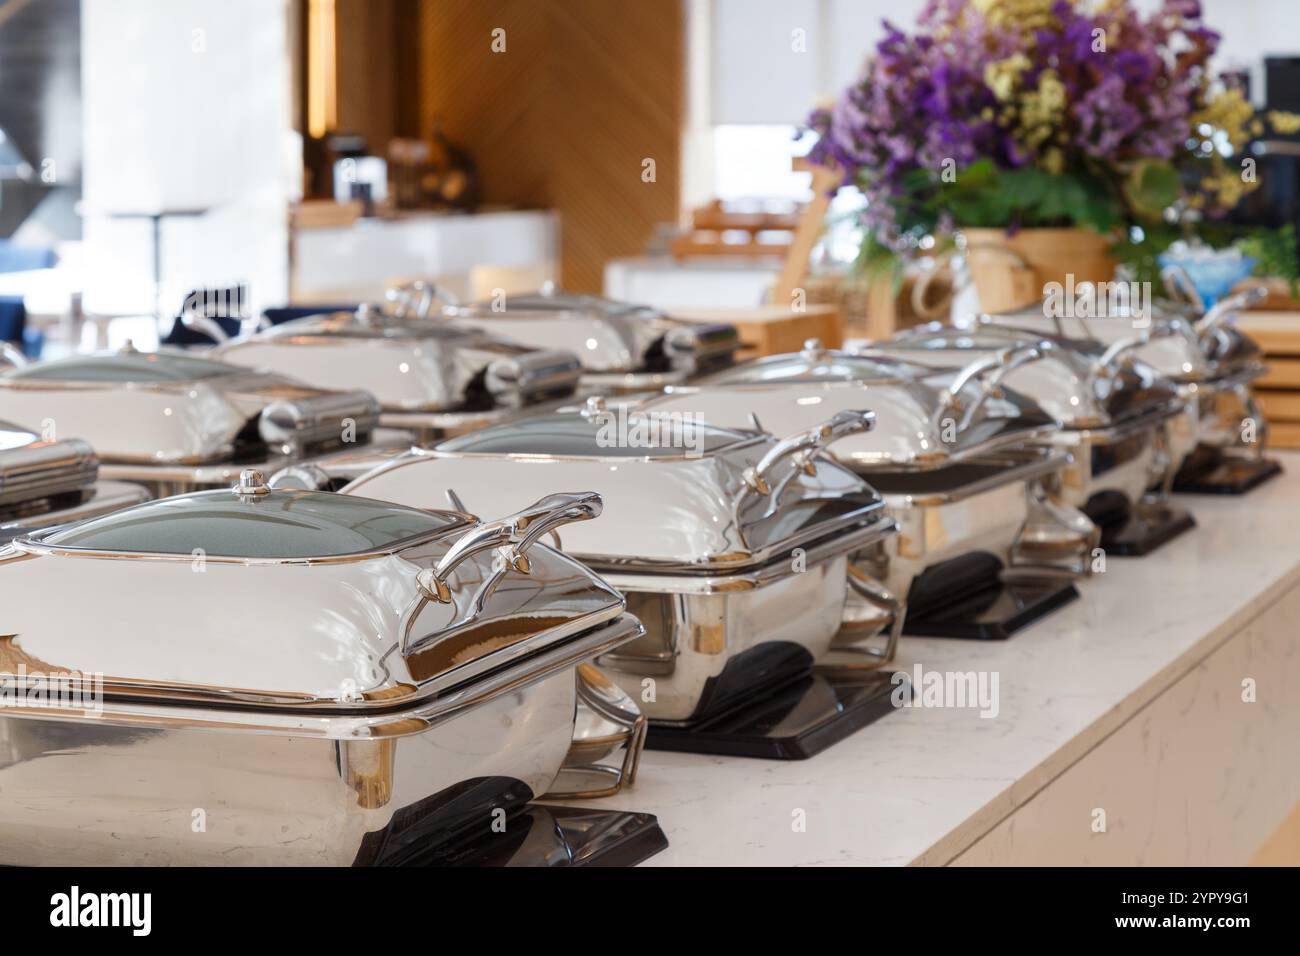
[565,452,1300,866]
[292,208,558,304]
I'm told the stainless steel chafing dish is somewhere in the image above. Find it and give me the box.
[0,472,649,865]
[213,302,583,441]
[391,281,741,394]
[0,419,148,534]
[276,405,900,728]
[870,323,1194,554]
[637,340,1095,640]
[0,344,395,498]
[973,285,1278,492]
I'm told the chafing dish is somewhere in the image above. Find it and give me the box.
[0,473,656,865]
[0,419,148,535]
[0,344,397,498]
[638,340,1094,640]
[277,404,902,757]
[871,323,1194,555]
[392,281,741,394]
[975,285,1279,494]
[213,302,583,441]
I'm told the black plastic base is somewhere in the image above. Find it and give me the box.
[411,806,668,867]
[1101,504,1196,556]
[645,669,905,760]
[1173,456,1282,496]
[903,579,1080,640]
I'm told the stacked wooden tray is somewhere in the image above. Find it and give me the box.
[1237,310,1300,449]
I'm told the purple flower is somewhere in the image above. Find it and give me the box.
[804,0,1224,244]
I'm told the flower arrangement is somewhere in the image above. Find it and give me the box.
[807,0,1297,284]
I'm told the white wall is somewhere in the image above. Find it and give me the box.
[708,0,926,125]
[80,0,295,320]
[708,0,1300,126]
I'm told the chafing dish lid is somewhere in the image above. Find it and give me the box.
[700,348,916,386]
[417,408,889,571]
[681,344,1055,467]
[874,328,1182,429]
[4,482,625,713]
[448,289,736,375]
[975,309,1215,382]
[464,288,663,320]
[38,487,458,558]
[438,410,747,458]
[3,348,240,385]
[258,307,531,349]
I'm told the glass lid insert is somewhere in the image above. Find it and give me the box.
[37,489,464,558]
[264,310,484,342]
[702,351,917,385]
[4,350,240,384]
[437,411,748,458]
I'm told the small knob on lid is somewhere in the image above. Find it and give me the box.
[233,468,271,499]
[801,338,824,358]
[581,395,608,418]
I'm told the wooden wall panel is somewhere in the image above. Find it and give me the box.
[414,0,682,291]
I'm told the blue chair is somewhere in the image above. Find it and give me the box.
[160,286,249,346]
[262,304,359,326]
[0,297,25,345]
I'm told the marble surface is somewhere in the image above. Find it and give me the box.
[567,453,1300,866]
[952,581,1300,865]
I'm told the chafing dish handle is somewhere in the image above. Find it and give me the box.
[387,280,459,319]
[1161,264,1205,311]
[840,565,905,667]
[544,663,647,801]
[416,491,603,603]
[743,409,875,495]
[1087,335,1150,385]
[1192,286,1267,338]
[178,309,232,343]
[934,344,1046,432]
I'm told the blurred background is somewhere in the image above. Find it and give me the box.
[0,0,1298,356]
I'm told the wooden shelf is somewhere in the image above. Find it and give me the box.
[670,304,842,357]
[1241,311,1300,448]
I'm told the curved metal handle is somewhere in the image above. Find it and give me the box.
[178,309,231,343]
[1089,335,1148,384]
[1193,285,1267,337]
[238,313,272,338]
[935,344,1045,432]
[742,409,874,495]
[543,663,647,801]
[1160,264,1205,312]
[840,565,904,667]
[416,491,603,603]
[386,280,459,320]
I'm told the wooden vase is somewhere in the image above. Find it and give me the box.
[963,226,1118,314]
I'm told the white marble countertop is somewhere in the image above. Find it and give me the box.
[571,453,1300,866]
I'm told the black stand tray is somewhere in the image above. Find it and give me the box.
[903,578,1079,640]
[1173,456,1282,496]
[415,806,667,867]
[645,669,906,760]
[1102,503,1196,556]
